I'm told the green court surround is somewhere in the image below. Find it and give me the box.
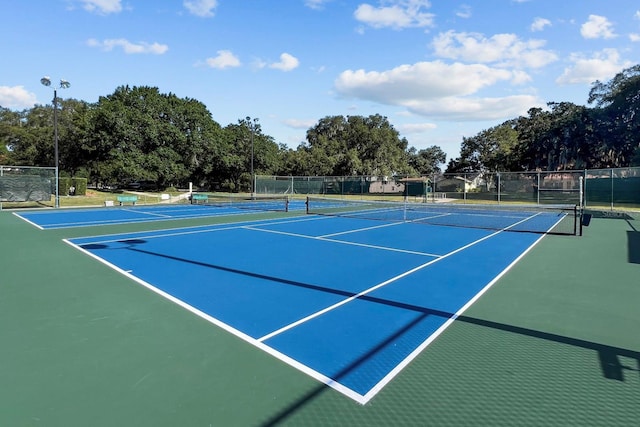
[1,209,638,426]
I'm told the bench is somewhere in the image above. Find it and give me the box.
[117,195,138,206]
[190,193,208,204]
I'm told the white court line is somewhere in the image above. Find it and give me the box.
[67,209,548,404]
[13,212,44,230]
[244,225,441,257]
[319,219,405,238]
[256,211,543,344]
[63,234,367,403]
[361,218,551,403]
[121,208,173,218]
[21,203,294,229]
[71,215,329,246]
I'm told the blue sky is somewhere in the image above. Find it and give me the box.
[1,0,639,162]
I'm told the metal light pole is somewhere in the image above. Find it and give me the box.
[40,76,70,208]
[246,117,259,198]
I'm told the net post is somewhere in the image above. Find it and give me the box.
[463,172,467,203]
[579,176,584,210]
[610,168,614,211]
[582,169,587,209]
[305,196,310,214]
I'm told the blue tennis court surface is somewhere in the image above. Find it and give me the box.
[65,213,552,403]
[15,200,306,229]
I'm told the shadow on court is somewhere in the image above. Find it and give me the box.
[88,240,640,425]
[626,219,640,264]
[259,308,640,426]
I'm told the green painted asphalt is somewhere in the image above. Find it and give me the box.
[1,209,638,426]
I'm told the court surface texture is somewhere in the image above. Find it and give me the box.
[2,204,638,426]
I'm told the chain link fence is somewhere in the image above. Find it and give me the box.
[584,167,640,210]
[0,165,55,209]
[255,175,428,201]
[257,166,640,210]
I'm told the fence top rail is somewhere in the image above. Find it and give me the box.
[1,165,56,171]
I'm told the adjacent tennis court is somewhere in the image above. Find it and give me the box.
[15,195,301,229]
[2,198,638,426]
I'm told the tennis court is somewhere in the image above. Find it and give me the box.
[1,199,638,426]
[15,195,299,229]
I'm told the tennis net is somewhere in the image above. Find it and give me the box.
[191,194,289,212]
[306,196,581,235]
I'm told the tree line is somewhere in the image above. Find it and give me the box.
[446,65,640,173]
[1,65,639,191]
[0,86,445,192]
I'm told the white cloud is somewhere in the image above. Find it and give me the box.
[204,50,241,69]
[556,48,632,84]
[432,31,557,69]
[630,33,640,42]
[305,0,332,10]
[87,38,168,54]
[455,5,472,19]
[335,61,513,101]
[269,53,300,71]
[334,61,542,120]
[404,95,543,120]
[283,118,317,129]
[183,0,218,17]
[634,10,640,20]
[531,17,551,32]
[581,15,616,39]
[397,122,437,134]
[79,0,122,14]
[354,0,434,30]
[510,70,532,84]
[0,86,38,109]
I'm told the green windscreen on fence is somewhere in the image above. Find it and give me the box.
[0,166,55,208]
[0,175,52,202]
[255,175,426,198]
[260,168,640,209]
[585,168,640,208]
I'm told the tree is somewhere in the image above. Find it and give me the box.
[516,103,597,170]
[407,146,446,175]
[588,65,640,167]
[0,107,23,164]
[447,120,519,172]
[57,99,92,176]
[305,114,414,176]
[219,118,285,192]
[3,105,54,167]
[86,85,223,188]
